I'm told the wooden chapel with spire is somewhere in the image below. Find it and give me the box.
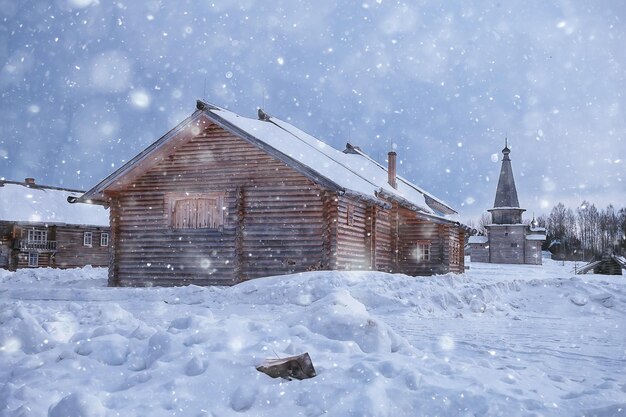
[469,139,546,265]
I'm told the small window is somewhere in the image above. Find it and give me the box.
[28,229,47,243]
[167,193,224,230]
[84,231,93,246]
[511,243,518,248]
[416,241,431,261]
[100,233,109,247]
[28,252,38,267]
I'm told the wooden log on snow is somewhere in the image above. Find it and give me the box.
[256,352,316,380]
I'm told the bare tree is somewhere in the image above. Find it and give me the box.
[619,208,626,254]
[477,212,491,235]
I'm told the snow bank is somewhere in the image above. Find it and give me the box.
[0,260,625,416]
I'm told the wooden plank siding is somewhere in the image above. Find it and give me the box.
[524,240,542,265]
[107,124,328,286]
[0,223,11,268]
[0,220,109,270]
[445,225,465,274]
[372,206,393,272]
[100,120,466,286]
[488,225,526,264]
[469,244,489,263]
[397,208,447,275]
[54,226,109,268]
[335,197,370,270]
[239,185,326,279]
[321,191,338,271]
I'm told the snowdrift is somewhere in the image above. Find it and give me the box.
[1,260,625,416]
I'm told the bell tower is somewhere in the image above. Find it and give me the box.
[488,138,525,224]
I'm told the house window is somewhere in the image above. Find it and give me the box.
[346,204,355,226]
[511,243,518,248]
[416,241,431,262]
[100,233,109,247]
[167,193,224,230]
[84,232,93,246]
[28,229,47,243]
[28,252,38,267]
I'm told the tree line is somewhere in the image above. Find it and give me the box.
[537,202,626,260]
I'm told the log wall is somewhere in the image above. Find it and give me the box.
[469,243,489,263]
[0,222,11,268]
[373,206,393,272]
[487,225,526,264]
[397,208,446,275]
[524,240,542,265]
[335,196,370,270]
[444,225,465,274]
[0,221,109,270]
[54,226,110,268]
[108,124,327,286]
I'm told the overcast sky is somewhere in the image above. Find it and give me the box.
[1,1,624,221]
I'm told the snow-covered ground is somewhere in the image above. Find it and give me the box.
[1,260,625,417]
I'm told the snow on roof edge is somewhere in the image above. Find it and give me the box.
[468,236,489,244]
[0,182,109,226]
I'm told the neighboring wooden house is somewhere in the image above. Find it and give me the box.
[469,142,546,265]
[0,179,110,270]
[74,100,465,287]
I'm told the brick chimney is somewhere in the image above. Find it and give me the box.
[387,151,397,189]
[25,177,35,185]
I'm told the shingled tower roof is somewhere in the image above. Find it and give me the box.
[493,139,520,208]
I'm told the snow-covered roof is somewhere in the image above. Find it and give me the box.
[526,234,546,241]
[468,236,489,244]
[79,100,459,221]
[0,181,109,226]
[210,107,449,216]
[342,144,456,216]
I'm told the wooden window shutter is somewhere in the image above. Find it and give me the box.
[169,193,224,230]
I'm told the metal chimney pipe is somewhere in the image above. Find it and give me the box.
[387,151,397,189]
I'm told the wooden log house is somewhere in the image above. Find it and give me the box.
[0,179,110,270]
[74,100,466,286]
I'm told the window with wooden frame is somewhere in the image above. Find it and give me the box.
[166,193,225,230]
[416,241,431,262]
[100,233,109,247]
[28,229,47,243]
[28,252,38,267]
[83,231,93,246]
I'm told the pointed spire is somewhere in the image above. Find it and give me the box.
[493,138,519,208]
